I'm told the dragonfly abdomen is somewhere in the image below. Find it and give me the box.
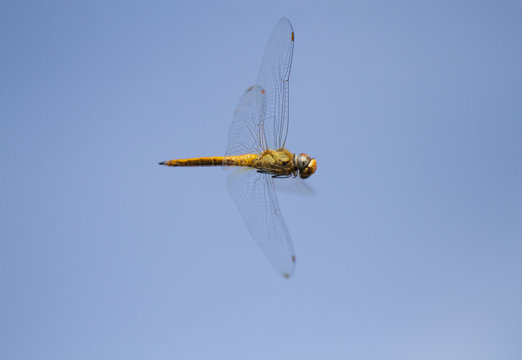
[159,154,257,167]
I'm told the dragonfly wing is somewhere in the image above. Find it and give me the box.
[225,85,267,157]
[227,168,296,278]
[257,18,294,150]
[224,19,297,277]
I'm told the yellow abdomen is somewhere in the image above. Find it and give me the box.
[159,154,257,167]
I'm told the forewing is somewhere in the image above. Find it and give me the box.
[227,168,296,278]
[225,85,267,157]
[257,18,294,150]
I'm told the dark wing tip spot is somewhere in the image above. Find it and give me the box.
[291,32,294,41]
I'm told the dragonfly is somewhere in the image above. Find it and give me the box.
[160,18,316,278]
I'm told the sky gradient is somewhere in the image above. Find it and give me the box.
[1,1,521,359]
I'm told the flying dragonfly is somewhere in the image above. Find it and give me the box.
[160,18,316,278]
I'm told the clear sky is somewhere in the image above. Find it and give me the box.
[1,1,521,359]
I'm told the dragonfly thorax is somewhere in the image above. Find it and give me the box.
[252,149,315,179]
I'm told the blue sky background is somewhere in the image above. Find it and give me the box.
[1,1,521,359]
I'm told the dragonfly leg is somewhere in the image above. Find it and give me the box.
[256,170,291,178]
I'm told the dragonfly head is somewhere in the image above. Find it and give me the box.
[295,153,317,179]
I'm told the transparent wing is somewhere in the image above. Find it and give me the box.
[223,19,296,277]
[257,17,294,150]
[227,168,296,278]
[225,85,267,157]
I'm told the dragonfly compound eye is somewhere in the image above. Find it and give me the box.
[299,158,316,179]
[295,153,312,170]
